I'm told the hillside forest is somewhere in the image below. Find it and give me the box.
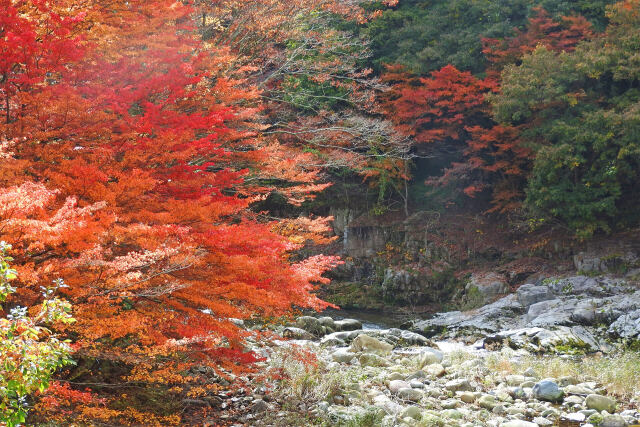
[1,0,640,425]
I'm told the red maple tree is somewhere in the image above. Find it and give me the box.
[1,0,339,423]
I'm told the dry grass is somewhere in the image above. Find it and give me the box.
[486,350,640,402]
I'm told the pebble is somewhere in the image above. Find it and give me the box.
[389,380,410,393]
[424,363,446,377]
[459,391,476,403]
[532,380,564,402]
[600,414,627,427]
[564,412,586,422]
[445,378,473,392]
[478,394,499,410]
[397,387,423,402]
[585,394,616,413]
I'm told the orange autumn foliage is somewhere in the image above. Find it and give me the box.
[1,0,340,423]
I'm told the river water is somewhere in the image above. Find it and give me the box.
[318,307,411,330]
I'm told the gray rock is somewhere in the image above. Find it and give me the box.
[320,336,346,347]
[358,353,389,367]
[532,380,563,403]
[507,387,526,400]
[564,412,586,422]
[387,371,405,381]
[572,307,597,325]
[424,363,446,377]
[585,394,616,413]
[458,392,476,403]
[547,276,628,297]
[441,409,464,419]
[350,334,393,355]
[441,398,460,409]
[388,380,410,393]
[413,294,523,335]
[478,394,499,410]
[608,309,640,339]
[405,370,426,381]
[397,387,423,402]
[565,384,595,395]
[331,348,355,363]
[506,375,525,386]
[317,316,336,330]
[485,326,606,353]
[517,284,554,308]
[533,417,554,426]
[282,327,314,340]
[527,299,573,326]
[600,414,628,427]
[574,250,638,274]
[295,316,326,335]
[398,329,430,346]
[466,272,509,303]
[445,379,473,392]
[564,395,585,405]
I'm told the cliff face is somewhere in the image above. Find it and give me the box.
[323,207,640,314]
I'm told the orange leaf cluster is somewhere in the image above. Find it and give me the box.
[1,0,342,422]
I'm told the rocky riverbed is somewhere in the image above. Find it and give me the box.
[220,275,640,426]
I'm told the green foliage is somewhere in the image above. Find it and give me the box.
[525,109,638,238]
[0,242,75,427]
[282,74,350,113]
[490,46,581,125]
[361,0,616,75]
[491,3,640,238]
